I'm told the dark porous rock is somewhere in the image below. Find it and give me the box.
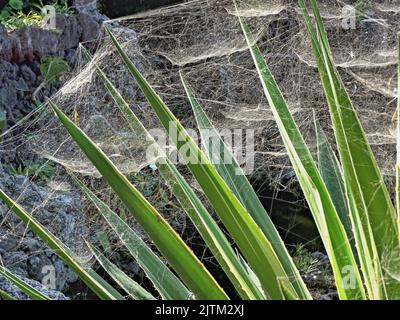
[99,0,185,18]
[0,25,12,61]
[0,167,87,293]
[0,12,101,62]
[20,64,37,85]
[55,14,83,51]
[77,12,101,43]
[0,273,69,300]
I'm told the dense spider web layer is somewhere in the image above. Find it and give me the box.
[6,0,400,180]
[0,0,400,296]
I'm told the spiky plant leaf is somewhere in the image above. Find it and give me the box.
[180,72,311,300]
[84,50,267,300]
[238,6,365,299]
[300,0,400,299]
[108,28,298,299]
[87,244,156,300]
[0,266,50,300]
[49,101,228,300]
[72,174,191,300]
[0,288,16,300]
[0,189,124,300]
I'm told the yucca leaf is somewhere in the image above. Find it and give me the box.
[108,28,298,300]
[0,189,124,300]
[157,159,266,299]
[278,279,299,301]
[0,288,16,300]
[314,117,351,239]
[238,9,365,299]
[86,50,265,300]
[71,174,191,300]
[181,73,311,300]
[300,0,400,299]
[396,32,400,231]
[49,102,228,300]
[0,266,50,300]
[87,243,156,300]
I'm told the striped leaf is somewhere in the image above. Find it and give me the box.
[108,28,298,299]
[300,0,400,299]
[50,102,228,300]
[181,73,311,300]
[238,9,365,299]
[0,189,124,300]
[87,244,156,300]
[0,266,50,300]
[72,174,191,300]
[86,52,265,300]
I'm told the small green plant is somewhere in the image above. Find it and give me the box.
[0,0,73,32]
[0,0,44,32]
[8,159,56,182]
[31,0,74,16]
[355,0,372,21]
[292,244,319,275]
[0,0,24,18]
[39,56,70,85]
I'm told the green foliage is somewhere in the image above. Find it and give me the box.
[355,0,372,21]
[30,0,74,16]
[0,10,44,32]
[8,0,24,11]
[8,159,56,182]
[40,56,70,85]
[0,0,73,32]
[292,244,319,275]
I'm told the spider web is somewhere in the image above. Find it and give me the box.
[1,0,399,297]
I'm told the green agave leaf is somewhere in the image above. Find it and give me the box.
[397,32,400,231]
[238,8,365,299]
[71,174,191,300]
[107,28,297,300]
[278,278,299,301]
[87,243,156,300]
[314,116,358,263]
[314,116,352,240]
[0,266,50,300]
[49,102,228,300]
[0,189,124,300]
[0,288,16,300]
[300,0,400,299]
[180,72,311,300]
[157,159,265,300]
[86,49,265,300]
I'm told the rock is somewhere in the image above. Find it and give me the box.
[20,64,37,85]
[0,274,69,300]
[55,14,82,51]
[77,12,100,43]
[99,0,185,18]
[0,26,12,61]
[0,167,88,293]
[0,12,101,62]
[74,1,108,24]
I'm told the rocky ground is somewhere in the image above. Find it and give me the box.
[0,0,106,300]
